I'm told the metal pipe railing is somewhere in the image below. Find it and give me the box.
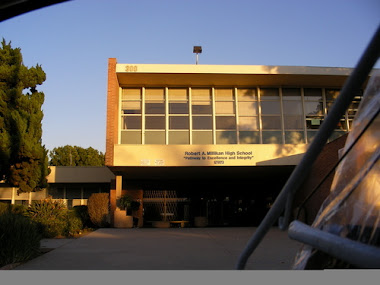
[235,24,380,270]
[288,221,380,269]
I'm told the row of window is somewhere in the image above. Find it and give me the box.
[120,87,361,144]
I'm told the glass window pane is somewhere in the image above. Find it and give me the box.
[192,101,212,114]
[66,187,82,199]
[304,101,323,116]
[239,131,260,144]
[306,118,323,129]
[191,88,211,100]
[122,88,141,100]
[192,131,213,144]
[284,115,303,129]
[121,131,142,144]
[122,116,141,129]
[261,101,280,114]
[83,186,99,199]
[238,117,259,131]
[215,89,233,100]
[122,101,141,114]
[262,131,282,144]
[262,116,281,129]
[146,116,165,129]
[216,116,236,130]
[260,88,279,98]
[145,88,164,100]
[283,101,302,115]
[282,88,301,98]
[216,131,237,144]
[307,131,318,143]
[238,89,257,101]
[192,116,212,129]
[145,102,165,114]
[238,102,258,116]
[215,102,235,114]
[169,116,189,129]
[304,88,322,98]
[145,131,165,144]
[326,89,340,101]
[169,131,189,144]
[169,102,189,114]
[48,187,64,199]
[168,88,187,100]
[285,131,305,144]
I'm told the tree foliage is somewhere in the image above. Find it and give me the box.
[0,39,49,193]
[49,145,105,166]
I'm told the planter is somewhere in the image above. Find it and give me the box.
[194,216,208,227]
[152,221,170,228]
[114,210,133,228]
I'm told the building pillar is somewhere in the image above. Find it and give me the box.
[11,188,16,205]
[115,175,122,210]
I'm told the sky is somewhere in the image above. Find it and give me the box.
[1,0,379,154]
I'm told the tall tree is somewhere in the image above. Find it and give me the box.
[49,145,105,166]
[0,39,49,193]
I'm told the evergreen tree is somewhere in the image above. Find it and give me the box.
[0,39,49,193]
[49,145,105,166]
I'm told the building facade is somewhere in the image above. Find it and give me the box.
[106,59,365,227]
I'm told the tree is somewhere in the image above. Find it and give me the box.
[0,39,49,193]
[49,145,105,166]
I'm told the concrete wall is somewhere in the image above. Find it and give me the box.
[113,144,307,167]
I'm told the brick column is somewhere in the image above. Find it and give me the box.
[105,58,119,166]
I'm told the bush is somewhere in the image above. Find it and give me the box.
[0,203,27,217]
[0,213,42,267]
[73,205,93,228]
[27,199,68,238]
[87,193,110,227]
[65,210,83,237]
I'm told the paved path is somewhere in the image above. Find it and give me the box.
[15,227,302,270]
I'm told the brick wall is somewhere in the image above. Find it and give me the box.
[293,134,348,225]
[105,58,119,166]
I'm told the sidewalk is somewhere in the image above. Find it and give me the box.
[14,227,302,270]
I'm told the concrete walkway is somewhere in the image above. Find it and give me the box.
[14,227,302,270]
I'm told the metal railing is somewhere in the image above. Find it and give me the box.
[236,24,380,270]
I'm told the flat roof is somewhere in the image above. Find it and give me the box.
[114,63,373,88]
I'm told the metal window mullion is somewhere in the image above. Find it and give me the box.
[142,87,145,144]
[234,87,240,144]
[279,87,285,144]
[258,87,263,144]
[189,87,193,144]
[301,88,307,144]
[165,87,169,145]
[118,87,122,144]
[212,87,216,144]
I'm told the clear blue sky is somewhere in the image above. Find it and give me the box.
[1,0,379,153]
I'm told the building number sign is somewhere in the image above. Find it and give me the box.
[125,65,138,72]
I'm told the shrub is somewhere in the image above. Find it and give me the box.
[0,203,27,216]
[0,213,42,267]
[87,193,110,227]
[73,205,93,228]
[65,210,83,237]
[27,199,68,238]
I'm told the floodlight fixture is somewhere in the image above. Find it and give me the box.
[193,46,202,64]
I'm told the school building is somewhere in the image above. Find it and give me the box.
[105,59,366,228]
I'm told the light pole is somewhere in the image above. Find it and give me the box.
[193,46,202,64]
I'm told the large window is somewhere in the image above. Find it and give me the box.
[282,88,305,144]
[260,88,282,144]
[215,88,237,144]
[237,88,259,144]
[120,86,358,145]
